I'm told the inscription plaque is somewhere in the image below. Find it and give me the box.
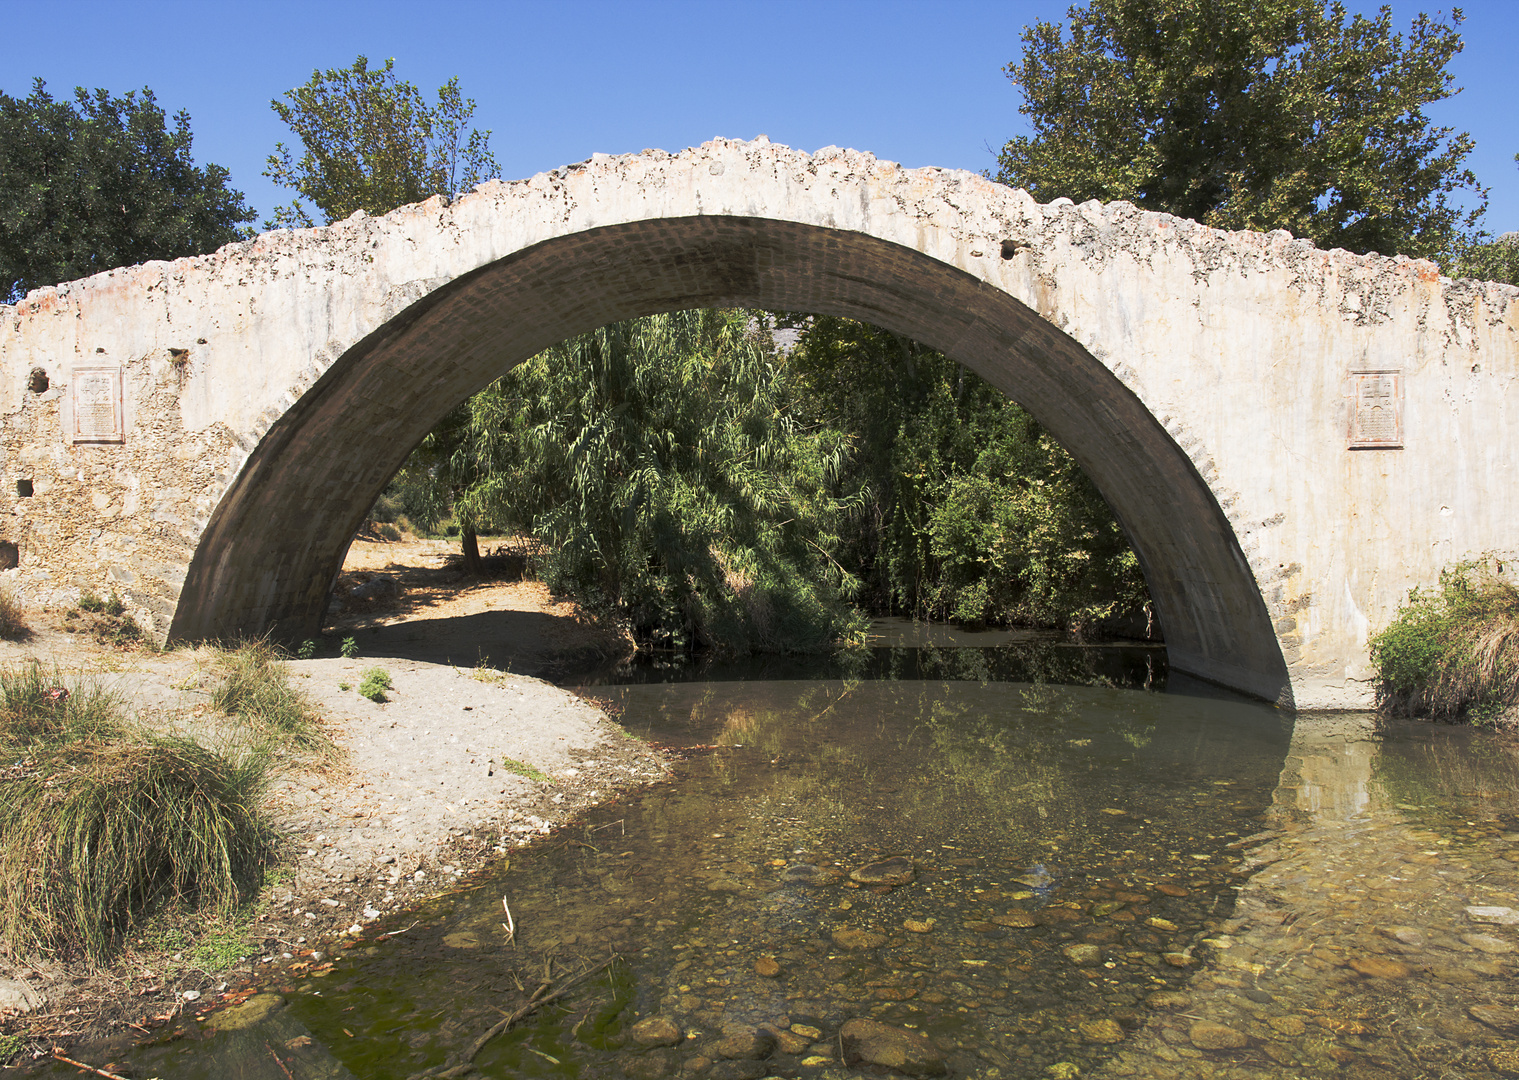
[1349,369,1402,450]
[70,366,124,443]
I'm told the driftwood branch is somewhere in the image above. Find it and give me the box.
[409,957,618,1079]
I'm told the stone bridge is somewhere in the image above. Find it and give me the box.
[1,137,1515,709]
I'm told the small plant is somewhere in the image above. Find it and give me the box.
[0,662,123,746]
[0,1032,24,1063]
[340,636,359,659]
[297,639,317,660]
[358,667,392,703]
[0,587,29,640]
[338,681,352,692]
[497,756,549,782]
[210,640,325,750]
[77,589,124,616]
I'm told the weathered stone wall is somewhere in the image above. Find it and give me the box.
[0,137,1514,709]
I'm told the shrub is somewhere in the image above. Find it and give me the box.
[0,731,274,963]
[0,587,28,640]
[210,640,324,749]
[297,639,317,660]
[358,667,392,702]
[1370,559,1519,722]
[77,589,124,616]
[340,636,359,659]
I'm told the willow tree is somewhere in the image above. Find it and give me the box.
[451,309,866,654]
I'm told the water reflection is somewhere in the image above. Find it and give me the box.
[71,651,1519,1080]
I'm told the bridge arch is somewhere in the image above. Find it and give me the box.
[3,138,1515,709]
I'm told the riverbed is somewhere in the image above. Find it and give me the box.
[52,630,1519,1079]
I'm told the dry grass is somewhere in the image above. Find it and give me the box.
[209,638,328,752]
[0,587,29,641]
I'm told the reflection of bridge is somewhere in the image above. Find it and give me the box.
[1,138,1515,708]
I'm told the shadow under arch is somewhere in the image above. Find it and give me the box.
[168,216,1292,706]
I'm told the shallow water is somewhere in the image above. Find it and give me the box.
[77,640,1519,1079]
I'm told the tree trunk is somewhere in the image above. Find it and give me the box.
[462,525,483,575]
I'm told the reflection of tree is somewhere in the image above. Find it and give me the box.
[1372,733,1519,818]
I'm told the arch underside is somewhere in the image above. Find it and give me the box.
[170,217,1292,705]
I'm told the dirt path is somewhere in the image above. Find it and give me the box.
[0,540,663,1065]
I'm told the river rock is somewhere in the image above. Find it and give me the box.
[619,1049,676,1080]
[790,1023,823,1040]
[629,1016,683,1047]
[1091,901,1126,917]
[1161,951,1195,967]
[772,1029,810,1054]
[903,917,935,933]
[0,978,42,1017]
[1189,1020,1248,1049]
[1145,991,1191,1009]
[1349,956,1410,979]
[849,857,915,886]
[993,911,1036,928]
[754,956,781,977]
[782,863,839,886]
[715,1029,776,1059]
[1080,1019,1124,1043]
[709,1062,767,1080]
[1384,925,1424,946]
[1268,1015,1306,1037]
[1470,1005,1519,1030]
[1465,905,1519,925]
[1462,932,1517,954]
[832,928,887,949]
[1156,883,1189,897]
[1062,943,1101,966]
[839,1018,947,1076]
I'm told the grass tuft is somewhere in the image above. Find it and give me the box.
[0,714,275,964]
[210,639,326,750]
[0,661,124,745]
[0,587,29,640]
[1371,559,1519,723]
[498,756,548,782]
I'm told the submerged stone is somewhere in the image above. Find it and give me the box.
[840,1018,947,1076]
[849,856,915,886]
[629,1016,683,1047]
[1189,1020,1248,1049]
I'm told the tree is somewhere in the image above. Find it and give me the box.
[265,56,498,228]
[0,79,254,302]
[789,317,1150,634]
[447,309,866,654]
[995,0,1486,263]
[1452,155,1519,286]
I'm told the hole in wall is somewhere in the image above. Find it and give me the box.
[15,480,32,498]
[27,368,48,393]
[0,542,18,570]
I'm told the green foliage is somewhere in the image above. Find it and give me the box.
[0,79,254,301]
[995,0,1485,264]
[210,640,325,750]
[0,662,124,746]
[77,589,124,615]
[789,316,1149,633]
[264,55,498,229]
[358,667,392,702]
[498,757,548,782]
[1370,559,1519,722]
[453,309,867,654]
[338,681,352,692]
[297,639,317,661]
[340,636,359,659]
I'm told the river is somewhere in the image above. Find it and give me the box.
[71,625,1519,1079]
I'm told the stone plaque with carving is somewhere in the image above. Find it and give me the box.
[70,366,124,443]
[1349,369,1402,450]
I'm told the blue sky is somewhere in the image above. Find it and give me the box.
[3,0,1516,235]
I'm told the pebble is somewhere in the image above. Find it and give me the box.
[1348,956,1411,978]
[1062,943,1101,966]
[1156,883,1189,897]
[903,918,935,933]
[628,1016,683,1047]
[1462,932,1516,954]
[1079,1018,1124,1043]
[1465,905,1519,925]
[993,911,1037,928]
[753,956,781,978]
[1161,951,1194,967]
[832,928,887,949]
[780,863,838,886]
[790,1023,822,1040]
[849,856,915,886]
[1470,1005,1519,1030]
[1267,1015,1305,1036]
[714,1030,775,1060]
[1188,1020,1248,1049]
[839,1018,947,1076]
[1145,991,1191,1008]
